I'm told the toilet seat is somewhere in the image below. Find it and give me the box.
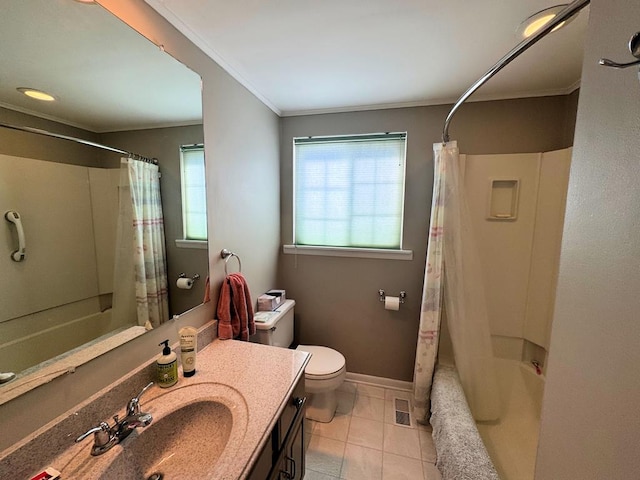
[296,345,346,378]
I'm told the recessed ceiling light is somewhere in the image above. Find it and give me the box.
[17,88,56,102]
[517,5,577,39]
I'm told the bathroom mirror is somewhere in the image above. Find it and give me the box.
[0,0,207,394]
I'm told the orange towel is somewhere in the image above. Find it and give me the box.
[216,273,255,341]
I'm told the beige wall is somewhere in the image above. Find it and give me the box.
[0,155,100,322]
[461,149,571,363]
[279,96,577,381]
[0,107,103,167]
[88,167,120,295]
[536,0,640,478]
[523,148,572,351]
[0,0,280,451]
[101,125,208,316]
[464,152,545,340]
[563,89,580,147]
[450,93,578,155]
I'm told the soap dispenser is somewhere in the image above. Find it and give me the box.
[157,340,178,388]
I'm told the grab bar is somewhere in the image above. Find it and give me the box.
[5,211,26,262]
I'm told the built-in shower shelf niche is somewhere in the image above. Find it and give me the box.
[487,178,520,221]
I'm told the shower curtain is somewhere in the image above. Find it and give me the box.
[413,142,446,423]
[112,163,137,328]
[114,158,169,329]
[413,141,500,422]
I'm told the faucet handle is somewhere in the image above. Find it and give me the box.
[127,381,154,416]
[75,421,111,446]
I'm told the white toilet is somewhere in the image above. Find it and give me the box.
[253,299,346,422]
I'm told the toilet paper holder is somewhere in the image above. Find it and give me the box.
[378,289,406,303]
[179,273,200,282]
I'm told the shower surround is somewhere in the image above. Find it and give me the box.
[435,147,571,479]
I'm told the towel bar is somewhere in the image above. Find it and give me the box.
[221,249,242,275]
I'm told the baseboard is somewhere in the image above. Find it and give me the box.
[345,371,413,392]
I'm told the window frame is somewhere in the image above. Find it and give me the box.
[286,132,413,260]
[176,143,207,249]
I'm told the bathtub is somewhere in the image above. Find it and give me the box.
[0,317,146,406]
[431,358,544,480]
[476,358,544,480]
[0,309,121,374]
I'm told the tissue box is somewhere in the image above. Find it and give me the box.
[258,289,287,311]
[266,289,286,303]
[258,294,279,312]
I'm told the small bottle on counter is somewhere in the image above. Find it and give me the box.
[179,326,198,377]
[156,339,178,388]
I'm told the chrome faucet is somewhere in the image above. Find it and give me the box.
[75,382,154,456]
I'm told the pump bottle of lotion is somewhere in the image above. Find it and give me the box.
[179,326,198,377]
[157,340,178,388]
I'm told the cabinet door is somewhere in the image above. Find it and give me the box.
[259,376,307,480]
[275,414,304,480]
[287,414,305,480]
[272,394,306,480]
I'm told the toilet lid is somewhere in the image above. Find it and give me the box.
[296,345,345,377]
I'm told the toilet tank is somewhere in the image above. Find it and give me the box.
[253,299,295,348]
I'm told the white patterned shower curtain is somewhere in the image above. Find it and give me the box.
[413,141,500,423]
[112,163,137,329]
[126,158,169,329]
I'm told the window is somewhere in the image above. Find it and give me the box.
[293,133,407,251]
[179,144,207,243]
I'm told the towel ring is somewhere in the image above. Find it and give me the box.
[221,248,242,275]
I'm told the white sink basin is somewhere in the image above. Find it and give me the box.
[62,383,248,479]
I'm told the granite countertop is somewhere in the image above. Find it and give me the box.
[0,333,310,480]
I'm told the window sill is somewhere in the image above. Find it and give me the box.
[175,239,208,250]
[282,245,413,260]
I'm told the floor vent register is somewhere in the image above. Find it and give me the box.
[393,397,412,427]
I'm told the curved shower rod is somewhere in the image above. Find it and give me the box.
[0,122,157,164]
[442,0,590,143]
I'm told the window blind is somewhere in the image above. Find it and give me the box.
[180,145,207,241]
[294,133,406,249]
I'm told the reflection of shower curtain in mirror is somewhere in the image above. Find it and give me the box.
[113,158,169,329]
[113,164,137,328]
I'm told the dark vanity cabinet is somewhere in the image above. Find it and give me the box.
[248,377,306,480]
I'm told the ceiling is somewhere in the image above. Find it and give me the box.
[0,0,202,133]
[144,0,588,116]
[0,1,587,131]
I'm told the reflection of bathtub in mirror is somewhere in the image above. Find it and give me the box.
[2,308,117,375]
[0,323,147,405]
[0,120,206,402]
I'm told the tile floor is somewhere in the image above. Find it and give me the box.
[303,381,442,480]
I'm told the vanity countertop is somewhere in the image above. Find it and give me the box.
[0,335,310,480]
